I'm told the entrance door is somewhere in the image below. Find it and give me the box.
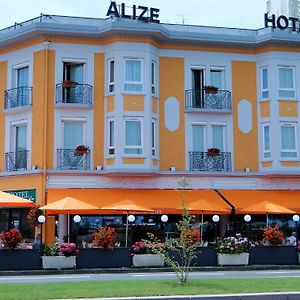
[192,69,204,108]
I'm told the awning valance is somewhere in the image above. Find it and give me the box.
[219,190,300,214]
[46,189,230,215]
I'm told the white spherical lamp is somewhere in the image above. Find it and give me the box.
[212,215,220,223]
[161,215,168,223]
[128,215,135,222]
[293,215,300,222]
[38,215,46,224]
[244,214,252,222]
[73,215,81,223]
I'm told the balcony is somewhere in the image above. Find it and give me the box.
[185,89,231,111]
[189,151,232,172]
[57,149,91,170]
[5,150,29,171]
[4,87,32,109]
[55,82,93,105]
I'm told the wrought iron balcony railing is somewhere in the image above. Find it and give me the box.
[185,89,232,110]
[57,149,91,170]
[4,86,32,109]
[189,151,232,172]
[5,150,29,171]
[55,83,93,105]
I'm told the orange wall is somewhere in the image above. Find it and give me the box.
[32,49,55,169]
[279,101,298,117]
[232,61,259,171]
[94,53,104,168]
[0,61,7,172]
[159,57,185,170]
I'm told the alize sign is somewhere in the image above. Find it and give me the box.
[106,1,160,23]
[265,13,300,31]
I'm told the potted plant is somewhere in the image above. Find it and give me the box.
[63,80,77,88]
[93,226,116,251]
[1,229,22,250]
[263,225,285,246]
[207,148,220,156]
[42,242,78,269]
[131,241,164,267]
[75,145,89,155]
[203,85,219,94]
[217,233,253,265]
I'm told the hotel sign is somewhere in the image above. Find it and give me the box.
[265,13,300,31]
[5,189,36,202]
[106,1,160,23]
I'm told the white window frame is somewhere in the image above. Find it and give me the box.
[10,120,28,152]
[151,61,157,95]
[63,61,86,83]
[107,118,115,156]
[209,67,225,89]
[278,66,295,98]
[262,123,271,160]
[124,117,144,155]
[61,118,86,149]
[124,58,143,93]
[211,123,226,151]
[191,122,207,152]
[261,67,269,99]
[151,118,158,157]
[108,59,115,94]
[280,122,298,159]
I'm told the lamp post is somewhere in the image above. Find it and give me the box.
[292,214,299,245]
[212,214,220,243]
[73,215,81,246]
[244,214,252,240]
[161,214,168,239]
[126,214,135,247]
[38,215,46,252]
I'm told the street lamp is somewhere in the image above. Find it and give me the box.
[38,215,46,251]
[212,215,220,243]
[126,215,135,247]
[73,215,81,246]
[244,214,252,239]
[292,215,299,244]
[161,214,168,238]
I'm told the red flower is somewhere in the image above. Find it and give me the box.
[263,225,285,246]
[1,229,22,250]
[93,227,116,251]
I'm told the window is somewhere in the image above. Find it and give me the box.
[261,68,269,99]
[124,119,142,154]
[280,124,297,158]
[279,67,295,97]
[210,69,224,89]
[151,61,157,95]
[64,63,84,83]
[63,122,84,149]
[108,119,115,155]
[15,124,27,170]
[262,124,271,159]
[124,59,142,92]
[212,125,224,151]
[108,59,115,93]
[192,125,205,152]
[17,67,29,88]
[17,66,29,105]
[151,119,157,156]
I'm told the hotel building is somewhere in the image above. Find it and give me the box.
[0,9,300,244]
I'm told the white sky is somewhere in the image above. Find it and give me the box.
[0,0,267,30]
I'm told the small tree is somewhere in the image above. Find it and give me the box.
[146,177,200,284]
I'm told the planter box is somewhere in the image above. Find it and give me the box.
[249,246,298,265]
[42,256,76,269]
[132,254,164,267]
[217,253,249,266]
[77,248,131,268]
[0,249,41,270]
[167,247,217,267]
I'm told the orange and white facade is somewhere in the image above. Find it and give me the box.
[0,11,300,242]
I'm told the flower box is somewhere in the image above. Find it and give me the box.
[132,254,164,267]
[207,148,220,156]
[204,86,218,94]
[217,253,249,266]
[63,80,77,88]
[298,253,300,264]
[75,145,89,155]
[42,255,76,269]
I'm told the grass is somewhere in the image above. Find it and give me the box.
[1,277,300,299]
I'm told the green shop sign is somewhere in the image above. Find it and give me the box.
[5,189,36,203]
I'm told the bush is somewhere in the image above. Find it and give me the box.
[1,229,22,250]
[93,227,116,250]
[42,243,59,256]
[60,243,79,257]
[263,225,285,246]
[217,233,253,254]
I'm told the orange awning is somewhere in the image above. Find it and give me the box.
[46,189,230,215]
[219,190,300,214]
[0,191,35,208]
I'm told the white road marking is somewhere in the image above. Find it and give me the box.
[0,275,91,281]
[257,271,300,275]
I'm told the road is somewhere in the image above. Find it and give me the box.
[1,269,300,284]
